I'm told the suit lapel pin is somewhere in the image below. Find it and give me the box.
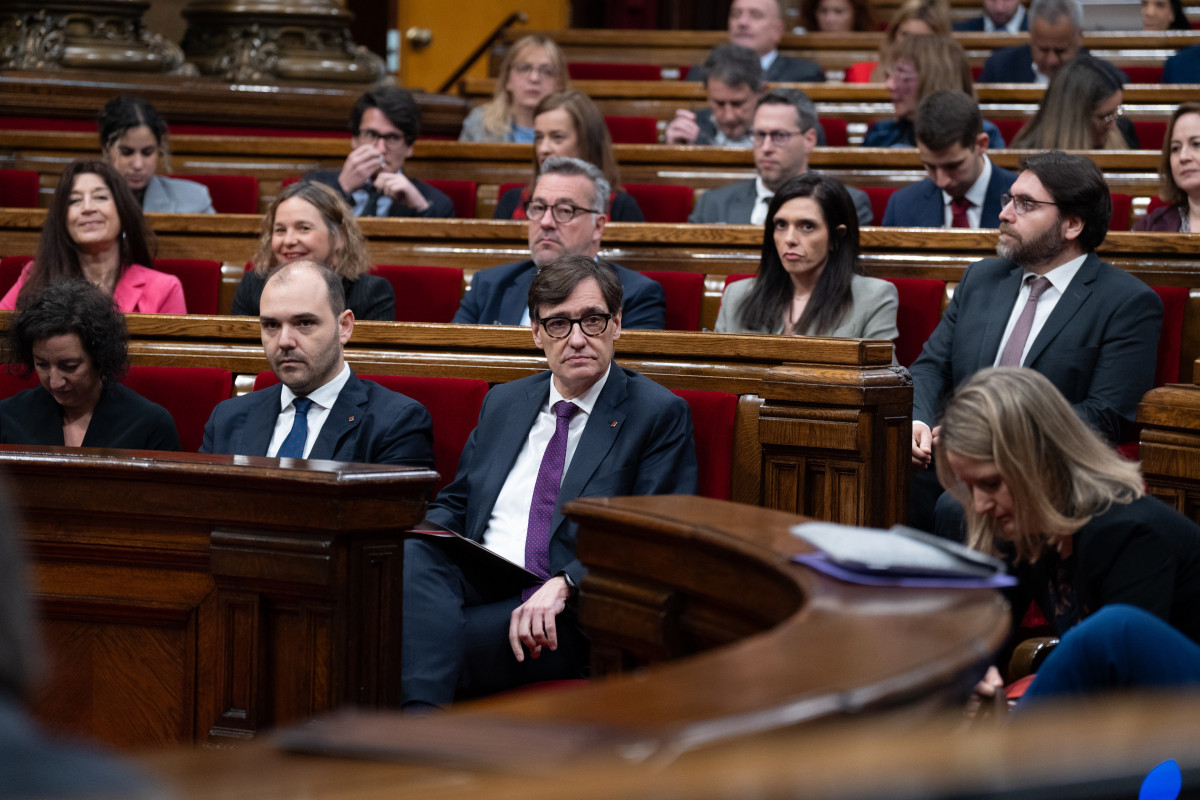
[611,421,618,427]
[348,416,355,422]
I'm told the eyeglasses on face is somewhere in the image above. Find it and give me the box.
[751,129,805,146]
[1000,193,1058,215]
[513,63,557,80]
[1098,106,1125,126]
[357,128,408,147]
[524,200,601,224]
[538,313,614,339]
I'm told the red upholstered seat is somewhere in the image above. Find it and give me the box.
[883,277,945,367]
[253,370,489,495]
[152,259,222,315]
[672,389,737,500]
[821,117,848,147]
[424,179,477,218]
[0,170,39,209]
[843,61,877,83]
[568,62,663,81]
[0,256,32,296]
[170,174,259,214]
[0,368,38,399]
[1110,193,1132,231]
[371,265,463,322]
[121,365,233,452]
[1123,65,1163,84]
[497,182,526,204]
[989,117,1025,146]
[640,271,705,331]
[1114,285,1186,461]
[1132,120,1167,151]
[861,186,896,225]
[605,116,659,144]
[723,273,754,290]
[623,184,694,223]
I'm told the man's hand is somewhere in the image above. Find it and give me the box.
[964,665,1005,719]
[337,144,387,196]
[374,171,430,212]
[508,576,570,663]
[912,421,934,468]
[664,109,700,144]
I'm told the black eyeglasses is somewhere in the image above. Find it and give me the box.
[539,313,613,339]
[524,200,601,224]
[751,129,805,146]
[1001,193,1058,215]
[357,128,408,147]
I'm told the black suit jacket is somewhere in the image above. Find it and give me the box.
[0,383,180,451]
[200,371,434,468]
[424,365,698,586]
[689,53,824,83]
[909,252,1162,443]
[303,169,455,218]
[231,270,396,321]
[881,164,1017,228]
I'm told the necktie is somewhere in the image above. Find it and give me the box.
[751,194,771,226]
[363,182,380,217]
[523,401,579,600]
[950,196,972,228]
[276,397,313,459]
[998,276,1053,367]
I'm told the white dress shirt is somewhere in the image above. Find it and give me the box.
[984,4,1026,33]
[267,363,352,458]
[941,156,994,229]
[482,364,612,567]
[751,176,774,226]
[993,254,1087,366]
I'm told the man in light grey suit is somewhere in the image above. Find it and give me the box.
[688,89,874,227]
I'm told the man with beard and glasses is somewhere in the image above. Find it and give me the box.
[906,150,1162,537]
[201,260,434,467]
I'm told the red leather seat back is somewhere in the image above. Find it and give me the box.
[623,184,694,223]
[424,179,477,218]
[884,277,946,367]
[672,389,738,500]
[640,270,705,331]
[152,259,222,315]
[371,265,464,323]
[170,174,259,214]
[121,365,233,452]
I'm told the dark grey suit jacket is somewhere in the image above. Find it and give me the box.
[424,365,698,587]
[688,177,874,226]
[909,252,1163,443]
[200,371,434,468]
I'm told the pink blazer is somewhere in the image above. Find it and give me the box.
[0,262,187,314]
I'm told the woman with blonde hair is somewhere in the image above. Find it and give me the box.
[232,181,393,320]
[1011,55,1139,150]
[1136,102,1200,232]
[854,0,952,81]
[937,366,1200,642]
[460,35,569,144]
[863,35,1005,148]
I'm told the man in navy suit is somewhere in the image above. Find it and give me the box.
[882,92,1016,229]
[453,157,666,329]
[689,0,824,83]
[666,44,763,148]
[304,87,454,219]
[908,151,1162,533]
[403,256,698,709]
[1164,44,1200,83]
[200,260,434,468]
[953,0,1028,32]
[978,0,1084,83]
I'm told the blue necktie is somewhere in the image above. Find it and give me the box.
[277,397,313,459]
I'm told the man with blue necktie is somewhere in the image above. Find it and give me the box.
[200,260,434,467]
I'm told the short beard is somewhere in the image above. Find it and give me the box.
[996,219,1066,268]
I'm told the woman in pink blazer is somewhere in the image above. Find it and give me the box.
[0,160,185,315]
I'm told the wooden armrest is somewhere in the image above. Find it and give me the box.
[1008,636,1060,681]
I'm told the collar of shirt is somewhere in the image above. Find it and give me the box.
[548,360,612,415]
[714,130,753,148]
[942,155,993,227]
[1030,252,1087,296]
[279,362,352,414]
[351,184,393,217]
[760,50,779,73]
[1031,60,1050,86]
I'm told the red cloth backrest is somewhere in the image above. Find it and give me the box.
[671,389,737,500]
[1110,193,1133,231]
[371,265,464,322]
[861,186,896,225]
[170,174,259,214]
[723,273,754,290]
[623,184,694,223]
[0,368,38,399]
[821,117,849,147]
[883,277,945,367]
[605,116,659,144]
[1152,285,1188,387]
[0,170,39,209]
[121,365,233,452]
[281,176,302,189]
[151,259,222,315]
[843,61,877,83]
[989,117,1025,146]
[424,179,477,218]
[0,256,31,297]
[1133,120,1167,151]
[971,65,983,81]
[568,62,663,81]
[253,370,489,495]
[640,271,704,331]
[1122,65,1163,84]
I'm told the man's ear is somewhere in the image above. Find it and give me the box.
[975,131,990,155]
[338,309,355,345]
[1060,213,1085,242]
[530,316,543,349]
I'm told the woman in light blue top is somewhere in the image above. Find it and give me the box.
[459,35,569,144]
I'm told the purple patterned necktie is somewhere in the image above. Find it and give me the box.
[523,400,579,600]
[998,276,1052,367]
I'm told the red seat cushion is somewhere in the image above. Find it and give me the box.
[640,271,704,331]
[843,61,877,83]
[672,389,737,500]
[170,174,259,214]
[623,184,694,223]
[0,368,38,399]
[988,118,1025,146]
[1151,285,1188,387]
[152,259,222,315]
[0,170,39,209]
[883,277,945,367]
[821,117,848,147]
[1110,193,1133,231]
[861,187,896,226]
[424,179,476,218]
[371,265,463,322]
[1122,65,1163,84]
[568,62,663,81]
[605,116,658,144]
[0,256,32,297]
[1133,120,1167,151]
[121,365,233,452]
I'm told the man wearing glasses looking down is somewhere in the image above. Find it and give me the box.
[688,89,873,226]
[404,255,697,710]
[304,87,454,218]
[452,157,666,329]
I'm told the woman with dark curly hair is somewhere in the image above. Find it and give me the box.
[0,160,186,314]
[0,280,180,449]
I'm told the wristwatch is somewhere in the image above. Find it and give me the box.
[559,571,578,599]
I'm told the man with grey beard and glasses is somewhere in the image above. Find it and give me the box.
[905,150,1162,536]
